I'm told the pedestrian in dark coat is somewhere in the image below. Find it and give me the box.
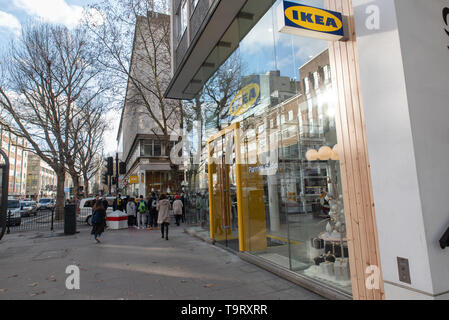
[102,195,109,211]
[91,200,106,243]
[180,193,185,223]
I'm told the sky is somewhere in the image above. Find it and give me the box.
[0,0,120,156]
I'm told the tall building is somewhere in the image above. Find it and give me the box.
[165,0,449,300]
[117,12,183,197]
[0,125,28,197]
[26,154,57,200]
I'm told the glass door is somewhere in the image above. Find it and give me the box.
[208,125,239,251]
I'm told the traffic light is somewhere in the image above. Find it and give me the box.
[106,157,113,176]
[119,162,126,175]
[102,173,108,185]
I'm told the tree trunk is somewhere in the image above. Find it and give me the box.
[83,174,89,198]
[55,167,66,220]
[71,174,80,199]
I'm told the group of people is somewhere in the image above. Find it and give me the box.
[90,193,185,243]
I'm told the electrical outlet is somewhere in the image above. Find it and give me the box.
[397,257,411,284]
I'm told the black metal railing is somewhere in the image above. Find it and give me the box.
[4,207,90,234]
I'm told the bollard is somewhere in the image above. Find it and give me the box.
[64,204,76,235]
[51,208,54,231]
[6,210,10,234]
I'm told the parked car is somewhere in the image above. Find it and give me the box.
[20,201,38,217]
[37,198,55,211]
[7,200,22,226]
[78,197,122,225]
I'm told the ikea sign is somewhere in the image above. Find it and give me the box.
[277,1,345,41]
[229,83,260,117]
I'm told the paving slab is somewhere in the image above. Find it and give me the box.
[0,225,323,300]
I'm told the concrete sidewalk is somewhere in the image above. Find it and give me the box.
[0,224,323,300]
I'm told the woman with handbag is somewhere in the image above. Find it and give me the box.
[91,200,106,243]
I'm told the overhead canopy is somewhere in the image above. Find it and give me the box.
[164,0,275,100]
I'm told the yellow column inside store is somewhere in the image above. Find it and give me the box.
[236,124,266,252]
[208,122,267,252]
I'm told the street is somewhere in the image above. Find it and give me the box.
[0,225,322,300]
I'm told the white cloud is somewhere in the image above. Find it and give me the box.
[103,109,120,155]
[13,0,87,28]
[0,11,22,35]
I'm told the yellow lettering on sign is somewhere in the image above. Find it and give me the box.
[229,83,260,117]
[285,5,342,33]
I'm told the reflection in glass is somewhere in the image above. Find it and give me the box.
[184,0,351,295]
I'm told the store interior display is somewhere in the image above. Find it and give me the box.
[302,153,350,286]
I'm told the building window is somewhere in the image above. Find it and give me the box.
[288,110,294,121]
[323,65,330,83]
[165,141,176,156]
[178,0,188,40]
[313,71,320,89]
[142,140,153,156]
[153,140,162,156]
[304,77,310,94]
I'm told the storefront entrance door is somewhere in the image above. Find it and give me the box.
[208,124,239,251]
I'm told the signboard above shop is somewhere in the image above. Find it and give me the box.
[277,1,345,41]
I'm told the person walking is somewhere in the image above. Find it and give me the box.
[147,193,158,230]
[102,195,109,211]
[137,195,147,229]
[126,196,136,227]
[113,194,120,211]
[157,194,171,240]
[173,195,183,226]
[91,200,106,243]
[180,193,186,223]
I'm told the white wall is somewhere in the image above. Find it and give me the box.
[353,0,449,299]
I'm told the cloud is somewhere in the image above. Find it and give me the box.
[103,109,120,155]
[13,0,89,28]
[0,11,22,35]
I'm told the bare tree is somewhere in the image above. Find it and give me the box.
[86,0,183,191]
[202,54,243,130]
[0,23,103,218]
[65,95,108,198]
[78,104,107,197]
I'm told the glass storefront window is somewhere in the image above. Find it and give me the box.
[185,0,350,295]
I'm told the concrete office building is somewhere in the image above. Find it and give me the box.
[117,12,183,198]
[165,0,449,300]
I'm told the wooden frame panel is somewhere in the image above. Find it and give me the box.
[326,0,385,300]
